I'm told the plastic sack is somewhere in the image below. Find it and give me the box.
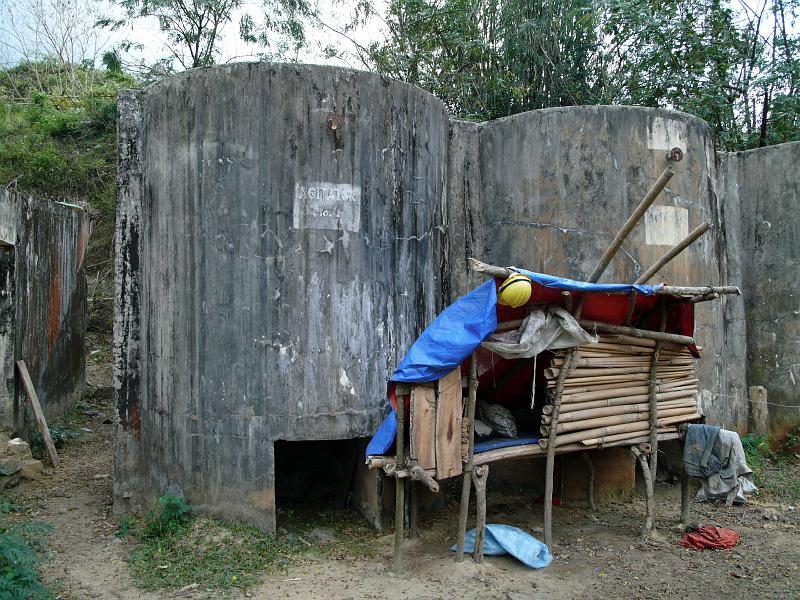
[450,524,552,568]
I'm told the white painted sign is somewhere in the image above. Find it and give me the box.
[292,182,361,232]
[645,206,689,245]
[647,117,687,151]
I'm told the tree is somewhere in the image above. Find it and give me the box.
[103,0,244,70]
[367,0,800,150]
[368,0,605,120]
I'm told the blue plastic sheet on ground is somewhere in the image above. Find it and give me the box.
[516,268,661,296]
[450,524,552,568]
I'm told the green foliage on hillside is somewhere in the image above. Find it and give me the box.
[0,62,136,222]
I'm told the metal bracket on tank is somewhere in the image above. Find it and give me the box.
[667,147,684,163]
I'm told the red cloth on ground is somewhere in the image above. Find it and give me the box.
[679,526,740,550]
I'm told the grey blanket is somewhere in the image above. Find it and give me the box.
[685,426,757,505]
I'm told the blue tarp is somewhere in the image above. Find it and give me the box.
[516,269,661,296]
[451,524,553,568]
[366,271,663,458]
[474,433,541,454]
[391,280,498,383]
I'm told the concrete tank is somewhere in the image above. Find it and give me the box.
[449,107,748,431]
[114,63,449,529]
[117,63,800,529]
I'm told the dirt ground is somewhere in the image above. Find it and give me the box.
[6,346,800,599]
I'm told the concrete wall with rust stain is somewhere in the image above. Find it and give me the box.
[114,63,797,530]
[718,142,800,440]
[0,190,88,432]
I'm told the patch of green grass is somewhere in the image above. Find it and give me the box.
[124,495,381,592]
[126,495,303,592]
[743,431,800,502]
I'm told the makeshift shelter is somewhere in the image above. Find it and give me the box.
[366,149,741,570]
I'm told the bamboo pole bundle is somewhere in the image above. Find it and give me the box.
[538,413,701,448]
[581,427,678,447]
[541,337,699,449]
[543,396,697,421]
[559,380,698,404]
[552,388,698,414]
[540,405,697,435]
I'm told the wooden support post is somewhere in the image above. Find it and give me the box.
[544,350,575,549]
[455,353,478,562]
[647,302,667,530]
[393,396,406,574]
[624,291,637,326]
[634,223,711,284]
[472,465,489,563]
[16,360,59,468]
[680,468,691,525]
[680,438,692,525]
[582,452,596,512]
[631,445,655,535]
[409,482,419,539]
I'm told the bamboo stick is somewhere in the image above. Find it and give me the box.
[557,377,698,396]
[393,394,406,574]
[546,365,694,379]
[634,222,711,284]
[555,389,698,413]
[579,320,694,345]
[559,382,697,405]
[469,257,739,297]
[632,446,655,534]
[552,356,693,368]
[588,164,675,282]
[544,350,575,550]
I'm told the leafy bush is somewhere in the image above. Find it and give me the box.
[141,494,193,538]
[742,433,773,485]
[0,518,52,599]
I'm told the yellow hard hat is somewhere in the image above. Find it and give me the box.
[498,273,532,308]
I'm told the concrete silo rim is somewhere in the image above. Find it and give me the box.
[130,61,449,109]
[479,103,715,132]
[721,139,800,158]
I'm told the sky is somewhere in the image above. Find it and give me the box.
[0,0,388,72]
[0,0,794,74]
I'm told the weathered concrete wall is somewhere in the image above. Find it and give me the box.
[114,63,449,529]
[0,190,89,432]
[450,107,749,432]
[116,62,798,529]
[719,142,800,439]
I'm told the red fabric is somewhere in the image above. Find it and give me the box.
[495,278,699,357]
[679,526,740,550]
